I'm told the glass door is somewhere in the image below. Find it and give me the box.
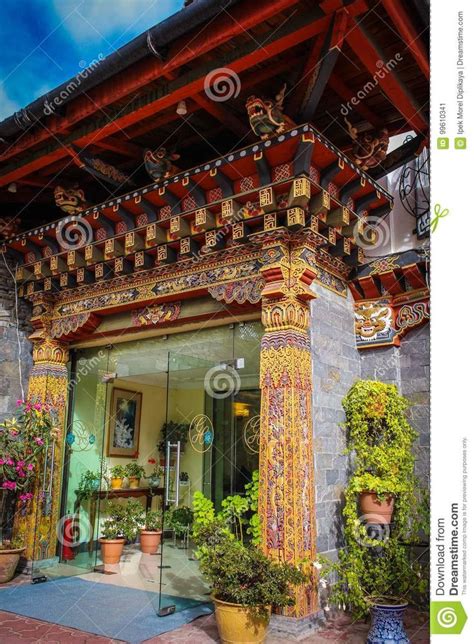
[157,333,261,615]
[157,350,217,615]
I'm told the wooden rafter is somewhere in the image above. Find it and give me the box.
[381,0,429,79]
[299,9,348,122]
[345,18,427,132]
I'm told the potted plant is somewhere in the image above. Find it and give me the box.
[165,505,193,541]
[0,540,26,584]
[77,467,106,501]
[125,462,145,488]
[317,380,429,640]
[0,400,58,583]
[109,464,126,489]
[139,510,163,553]
[192,490,307,644]
[99,499,143,564]
[158,420,189,453]
[147,458,163,488]
[179,471,189,485]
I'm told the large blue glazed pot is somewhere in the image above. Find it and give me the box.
[366,601,409,644]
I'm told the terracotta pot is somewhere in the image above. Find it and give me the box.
[110,477,123,490]
[360,491,394,524]
[140,530,162,554]
[0,547,25,584]
[128,477,140,489]
[213,596,271,644]
[99,538,125,564]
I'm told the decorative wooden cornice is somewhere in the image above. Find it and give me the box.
[3,124,392,304]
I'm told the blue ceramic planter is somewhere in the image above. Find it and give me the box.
[366,602,409,644]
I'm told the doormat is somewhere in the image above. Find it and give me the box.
[0,576,213,643]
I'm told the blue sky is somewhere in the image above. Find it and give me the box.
[0,0,183,121]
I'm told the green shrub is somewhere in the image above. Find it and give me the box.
[101,499,144,540]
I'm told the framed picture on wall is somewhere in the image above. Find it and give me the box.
[108,387,142,457]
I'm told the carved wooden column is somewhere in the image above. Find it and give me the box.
[258,232,318,617]
[15,296,69,562]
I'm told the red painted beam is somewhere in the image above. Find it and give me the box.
[378,269,404,295]
[0,0,301,165]
[345,19,427,132]
[328,74,384,128]
[358,276,381,299]
[401,264,426,290]
[382,0,429,79]
[192,95,250,139]
[95,136,143,158]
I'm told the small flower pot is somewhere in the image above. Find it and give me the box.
[213,596,271,644]
[149,477,161,488]
[0,547,25,584]
[99,538,125,564]
[128,477,140,489]
[140,530,162,554]
[367,600,409,644]
[359,491,394,524]
[111,477,123,490]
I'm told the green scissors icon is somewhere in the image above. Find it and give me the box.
[431,203,449,232]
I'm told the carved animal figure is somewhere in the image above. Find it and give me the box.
[246,84,290,140]
[345,118,389,171]
[54,185,88,215]
[354,303,391,339]
[144,147,180,182]
[0,217,20,240]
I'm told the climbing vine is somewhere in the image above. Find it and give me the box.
[320,380,429,618]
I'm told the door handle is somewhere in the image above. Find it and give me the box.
[174,441,181,506]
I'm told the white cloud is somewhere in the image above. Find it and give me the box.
[52,0,181,47]
[0,85,20,121]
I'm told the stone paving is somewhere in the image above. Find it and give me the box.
[0,608,429,643]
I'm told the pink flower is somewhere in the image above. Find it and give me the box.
[2,481,16,490]
[0,459,4,465]
[34,403,42,411]
[6,459,14,466]
[17,460,25,468]
[33,437,44,446]
[27,463,34,471]
[19,492,33,502]
[16,399,23,407]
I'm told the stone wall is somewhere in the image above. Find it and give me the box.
[0,261,33,421]
[310,284,361,557]
[311,284,430,558]
[360,323,430,486]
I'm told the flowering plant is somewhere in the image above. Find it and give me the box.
[147,457,163,479]
[0,400,59,502]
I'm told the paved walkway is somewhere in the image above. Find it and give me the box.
[0,608,429,643]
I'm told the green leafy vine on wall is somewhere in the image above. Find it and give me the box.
[320,380,429,618]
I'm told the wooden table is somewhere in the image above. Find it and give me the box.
[74,486,165,554]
